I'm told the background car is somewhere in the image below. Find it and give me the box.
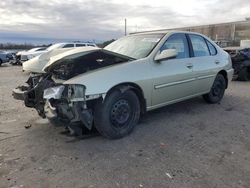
[17,42,97,65]
[224,47,250,81]
[19,47,47,63]
[15,47,47,65]
[0,51,12,66]
[22,42,97,73]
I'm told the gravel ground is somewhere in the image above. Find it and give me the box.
[0,64,250,188]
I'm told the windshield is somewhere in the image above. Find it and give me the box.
[104,34,164,59]
[46,43,63,51]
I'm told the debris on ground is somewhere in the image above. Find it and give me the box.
[160,142,168,148]
[24,124,32,129]
[165,172,173,179]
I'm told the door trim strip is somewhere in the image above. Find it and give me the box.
[154,78,196,89]
[154,74,216,90]
[197,74,215,80]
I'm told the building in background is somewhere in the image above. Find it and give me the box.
[137,18,250,48]
[178,18,250,47]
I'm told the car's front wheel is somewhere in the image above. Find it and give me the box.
[94,89,140,139]
[203,74,226,104]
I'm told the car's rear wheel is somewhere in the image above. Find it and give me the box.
[94,89,140,139]
[203,74,226,104]
[238,67,250,81]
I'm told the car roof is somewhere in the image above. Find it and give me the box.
[130,30,205,36]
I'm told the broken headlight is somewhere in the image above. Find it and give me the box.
[66,85,102,102]
[67,84,86,101]
[43,85,65,100]
[43,84,102,102]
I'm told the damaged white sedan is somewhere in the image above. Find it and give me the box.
[13,31,234,139]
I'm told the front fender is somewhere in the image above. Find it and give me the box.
[63,59,152,106]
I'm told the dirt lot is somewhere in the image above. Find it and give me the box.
[0,64,250,188]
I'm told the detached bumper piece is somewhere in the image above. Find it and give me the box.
[12,84,38,108]
[12,85,28,101]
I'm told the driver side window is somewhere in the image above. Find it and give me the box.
[160,33,189,59]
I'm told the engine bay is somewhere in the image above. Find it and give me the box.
[51,50,131,80]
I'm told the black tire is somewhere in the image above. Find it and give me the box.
[203,74,226,104]
[0,59,2,66]
[238,67,250,81]
[94,89,140,139]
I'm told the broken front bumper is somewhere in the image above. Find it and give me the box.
[12,74,55,118]
[13,74,43,103]
[12,85,36,109]
[13,77,100,130]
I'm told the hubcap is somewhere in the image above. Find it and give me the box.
[110,99,131,127]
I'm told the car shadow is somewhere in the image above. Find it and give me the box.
[29,93,239,143]
[62,97,207,142]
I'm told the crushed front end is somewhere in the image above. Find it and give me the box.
[12,48,131,132]
[13,74,101,131]
[43,84,100,130]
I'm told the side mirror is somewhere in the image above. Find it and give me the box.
[154,49,177,61]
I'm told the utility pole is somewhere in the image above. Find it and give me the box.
[125,18,127,36]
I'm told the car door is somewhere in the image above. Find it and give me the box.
[151,33,196,108]
[188,34,219,94]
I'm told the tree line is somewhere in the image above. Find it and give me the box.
[0,39,116,50]
[0,43,49,50]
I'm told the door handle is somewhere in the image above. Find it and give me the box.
[186,63,193,69]
[215,60,220,65]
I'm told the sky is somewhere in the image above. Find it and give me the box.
[0,0,250,44]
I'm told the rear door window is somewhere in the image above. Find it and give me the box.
[189,34,210,57]
[206,41,217,55]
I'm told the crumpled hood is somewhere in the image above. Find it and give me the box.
[43,47,134,72]
[43,47,100,72]
[22,48,78,73]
